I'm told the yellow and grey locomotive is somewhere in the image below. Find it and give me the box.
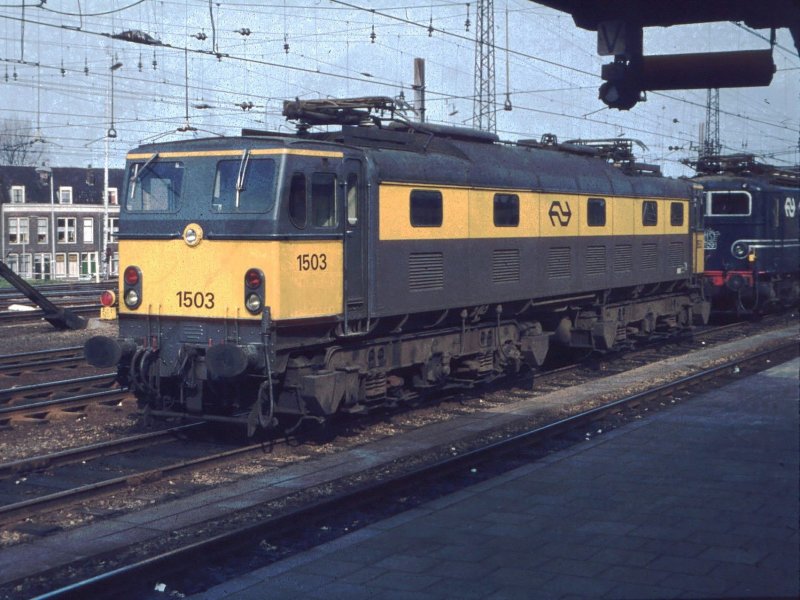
[85,97,710,433]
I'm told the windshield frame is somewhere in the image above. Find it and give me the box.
[125,158,185,213]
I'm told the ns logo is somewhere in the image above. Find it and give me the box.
[785,197,796,219]
[548,200,572,226]
[704,229,721,250]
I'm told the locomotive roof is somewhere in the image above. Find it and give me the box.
[128,125,692,199]
[692,172,800,193]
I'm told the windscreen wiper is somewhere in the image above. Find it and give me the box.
[235,149,250,209]
[130,152,158,198]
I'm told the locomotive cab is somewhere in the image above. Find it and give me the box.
[698,161,800,314]
[85,138,368,429]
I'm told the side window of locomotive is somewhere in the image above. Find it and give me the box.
[670,202,684,227]
[642,200,658,227]
[346,174,358,226]
[587,197,606,227]
[288,172,307,229]
[126,161,183,212]
[494,194,519,227]
[410,190,443,227]
[311,173,337,228]
[707,191,751,216]
[212,158,276,213]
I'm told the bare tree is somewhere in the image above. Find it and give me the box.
[0,118,45,166]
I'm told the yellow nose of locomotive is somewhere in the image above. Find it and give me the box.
[117,236,343,321]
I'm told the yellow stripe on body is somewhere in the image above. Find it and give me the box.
[379,183,689,241]
[119,239,343,321]
[126,149,344,160]
[693,232,705,273]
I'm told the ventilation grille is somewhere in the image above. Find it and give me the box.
[408,252,444,291]
[585,246,606,276]
[182,323,205,343]
[668,242,684,267]
[613,244,633,272]
[547,247,571,279]
[641,243,658,270]
[493,249,520,283]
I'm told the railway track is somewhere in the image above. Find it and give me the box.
[0,281,115,302]
[0,380,124,426]
[0,424,223,526]
[0,346,86,376]
[9,336,795,600]
[0,304,100,325]
[0,316,790,524]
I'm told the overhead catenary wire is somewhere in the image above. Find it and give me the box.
[0,1,795,171]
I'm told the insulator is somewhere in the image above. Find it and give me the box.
[60,60,65,77]
[152,51,158,70]
[284,34,289,54]
[370,25,376,43]
[428,17,434,37]
[465,3,471,31]
[84,59,89,76]
[13,67,17,81]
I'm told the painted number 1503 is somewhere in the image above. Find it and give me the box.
[296,253,327,271]
[176,290,215,309]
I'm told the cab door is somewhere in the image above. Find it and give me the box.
[341,158,367,325]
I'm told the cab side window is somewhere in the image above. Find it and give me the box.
[346,174,359,225]
[708,191,751,216]
[288,172,307,229]
[311,173,337,227]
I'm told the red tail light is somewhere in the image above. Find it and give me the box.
[245,268,262,289]
[124,266,140,285]
[100,290,116,307]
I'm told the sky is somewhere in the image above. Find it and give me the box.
[0,0,798,177]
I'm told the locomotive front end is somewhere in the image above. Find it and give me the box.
[84,140,347,430]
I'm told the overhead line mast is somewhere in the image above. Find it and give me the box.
[473,0,496,132]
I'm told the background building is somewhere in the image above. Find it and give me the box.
[0,165,123,281]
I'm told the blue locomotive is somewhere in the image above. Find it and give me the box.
[693,155,799,314]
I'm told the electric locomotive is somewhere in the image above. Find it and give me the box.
[85,97,710,434]
[692,154,799,314]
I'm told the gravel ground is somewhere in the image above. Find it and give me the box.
[0,318,128,462]
[0,317,117,354]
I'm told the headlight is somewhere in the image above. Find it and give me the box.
[185,228,198,244]
[123,266,140,285]
[731,242,748,259]
[124,289,140,308]
[245,293,262,313]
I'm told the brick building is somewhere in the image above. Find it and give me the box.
[0,165,123,280]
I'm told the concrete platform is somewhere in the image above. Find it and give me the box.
[191,358,800,600]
